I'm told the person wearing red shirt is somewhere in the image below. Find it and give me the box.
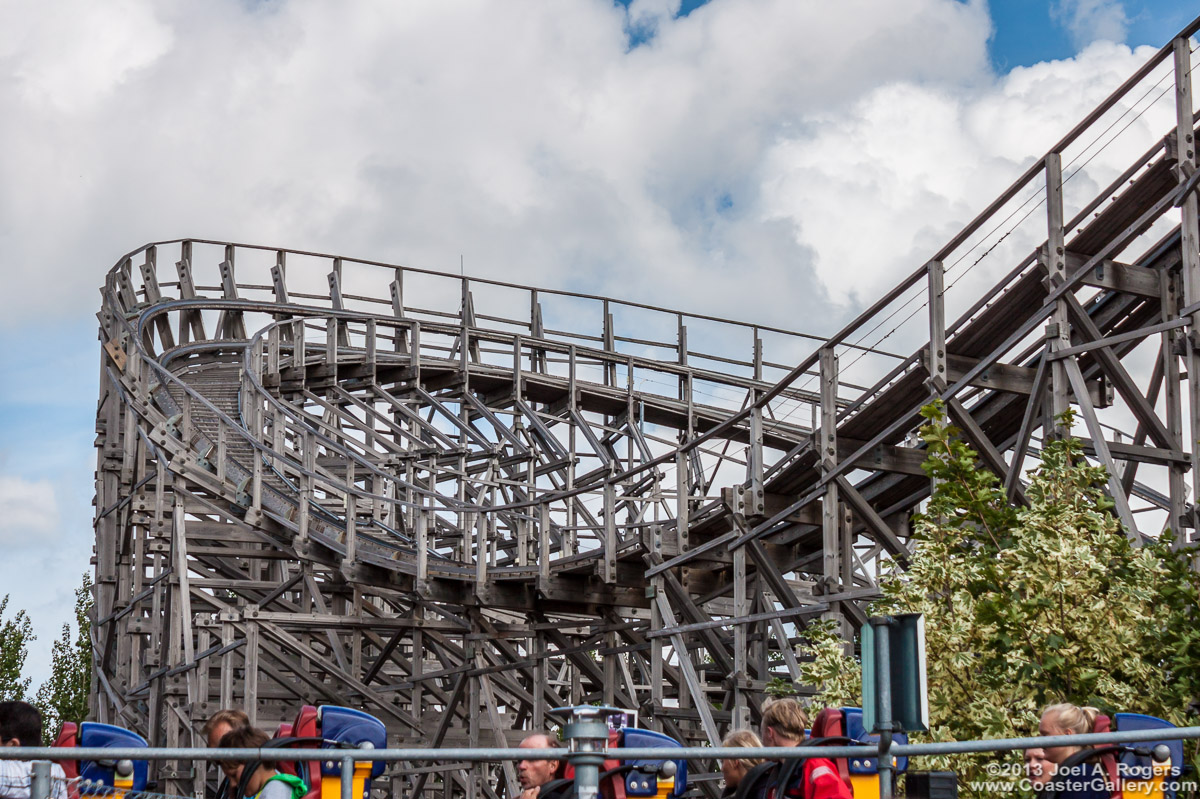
[761,700,853,799]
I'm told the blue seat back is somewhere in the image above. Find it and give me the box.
[1114,713,1182,798]
[318,706,388,779]
[842,708,907,774]
[77,723,149,791]
[619,728,687,797]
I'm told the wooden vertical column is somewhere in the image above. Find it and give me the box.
[533,626,546,730]
[819,347,841,617]
[927,259,949,509]
[344,460,358,569]
[412,605,425,731]
[466,642,480,799]
[649,575,664,732]
[244,622,259,727]
[731,541,750,730]
[1161,266,1188,538]
[1175,36,1200,538]
[93,301,124,723]
[1045,153,1072,437]
[927,260,947,389]
[603,481,617,583]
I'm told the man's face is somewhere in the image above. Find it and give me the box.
[517,735,559,790]
[208,722,234,749]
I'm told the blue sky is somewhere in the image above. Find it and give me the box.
[619,0,1194,68]
[989,0,1194,70]
[0,0,1194,691]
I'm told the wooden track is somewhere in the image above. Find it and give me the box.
[91,22,1200,799]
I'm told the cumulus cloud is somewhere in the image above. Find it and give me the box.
[1052,0,1129,49]
[761,39,1172,314]
[0,0,997,335]
[0,474,60,543]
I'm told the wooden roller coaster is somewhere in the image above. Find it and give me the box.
[91,19,1200,799]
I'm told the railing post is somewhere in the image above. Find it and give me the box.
[872,617,895,799]
[340,755,354,799]
[558,706,618,799]
[30,761,51,799]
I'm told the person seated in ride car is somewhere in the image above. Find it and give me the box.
[0,702,67,799]
[218,726,308,799]
[1038,703,1110,799]
[516,732,563,799]
[721,730,766,798]
[1025,746,1055,790]
[761,699,852,799]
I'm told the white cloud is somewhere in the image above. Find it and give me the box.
[1,0,173,112]
[1052,0,1129,49]
[761,39,1171,315]
[0,474,60,543]
[0,0,997,334]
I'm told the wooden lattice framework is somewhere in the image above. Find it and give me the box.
[91,20,1200,799]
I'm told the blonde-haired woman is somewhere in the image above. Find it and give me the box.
[720,729,766,798]
[1038,703,1109,798]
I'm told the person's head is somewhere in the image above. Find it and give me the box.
[204,709,250,748]
[517,733,561,791]
[1025,747,1055,789]
[1039,703,1099,764]
[0,701,42,747]
[761,699,808,748]
[218,726,274,795]
[721,729,765,790]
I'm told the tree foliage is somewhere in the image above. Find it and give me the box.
[36,574,93,741]
[0,595,35,700]
[799,401,1200,797]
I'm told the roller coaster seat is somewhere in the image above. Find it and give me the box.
[1040,712,1182,799]
[544,727,686,799]
[1111,713,1182,799]
[732,711,861,799]
[840,708,907,799]
[52,722,149,794]
[287,705,386,799]
[278,706,320,790]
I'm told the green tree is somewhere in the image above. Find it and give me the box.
[799,401,1200,797]
[0,594,34,700]
[36,574,93,739]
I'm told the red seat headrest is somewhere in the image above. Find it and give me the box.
[292,706,320,737]
[811,708,845,739]
[53,723,79,780]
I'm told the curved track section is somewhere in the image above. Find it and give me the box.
[93,22,1200,799]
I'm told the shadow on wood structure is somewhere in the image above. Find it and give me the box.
[92,18,1200,799]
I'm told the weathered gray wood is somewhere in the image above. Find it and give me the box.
[90,30,1200,793]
